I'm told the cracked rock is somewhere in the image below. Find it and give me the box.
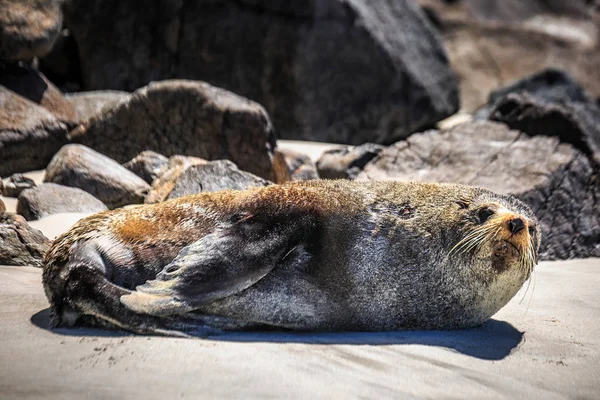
[147,159,271,203]
[68,80,279,181]
[0,0,62,61]
[317,143,384,179]
[17,183,107,221]
[63,0,458,144]
[358,121,600,260]
[0,85,70,176]
[0,213,50,267]
[44,144,150,209]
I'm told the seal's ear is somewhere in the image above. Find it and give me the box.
[120,223,304,317]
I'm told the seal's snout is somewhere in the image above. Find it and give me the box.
[508,217,525,235]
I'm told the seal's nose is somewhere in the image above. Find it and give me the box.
[508,218,525,235]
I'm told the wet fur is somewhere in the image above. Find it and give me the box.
[43,180,541,336]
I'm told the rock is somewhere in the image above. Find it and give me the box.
[0,63,79,124]
[418,0,600,111]
[63,0,458,144]
[273,149,319,181]
[489,92,600,164]
[66,90,129,122]
[0,85,69,176]
[44,144,151,209]
[38,28,82,92]
[145,155,207,204]
[123,151,169,184]
[0,198,5,214]
[69,80,279,181]
[0,213,50,267]
[317,143,385,179]
[0,0,62,61]
[1,174,36,198]
[358,121,600,260]
[16,183,107,221]
[147,159,270,203]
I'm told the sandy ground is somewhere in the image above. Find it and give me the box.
[1,141,599,398]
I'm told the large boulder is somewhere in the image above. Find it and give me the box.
[358,121,600,260]
[68,80,279,181]
[0,85,69,177]
[0,213,50,267]
[44,144,151,209]
[146,159,271,203]
[0,0,62,61]
[17,183,107,220]
[66,90,129,122]
[63,0,459,144]
[418,0,600,111]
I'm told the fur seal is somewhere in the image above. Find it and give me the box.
[42,180,540,336]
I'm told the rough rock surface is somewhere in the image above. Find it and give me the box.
[63,0,458,144]
[66,90,129,122]
[0,197,5,214]
[317,143,385,179]
[0,64,78,124]
[145,155,207,204]
[0,85,69,177]
[123,151,169,184]
[418,0,600,111]
[358,121,600,260]
[69,80,278,181]
[147,159,271,203]
[16,183,107,221]
[273,149,319,181]
[44,144,150,209]
[0,213,50,267]
[0,0,62,61]
[1,174,36,198]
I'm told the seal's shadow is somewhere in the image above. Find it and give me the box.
[31,308,522,360]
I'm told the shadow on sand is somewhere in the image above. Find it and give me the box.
[31,308,523,361]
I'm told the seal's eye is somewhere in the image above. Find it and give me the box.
[528,225,536,235]
[478,207,494,223]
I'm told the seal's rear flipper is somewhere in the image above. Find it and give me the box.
[121,222,307,317]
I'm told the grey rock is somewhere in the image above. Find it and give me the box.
[63,0,458,144]
[0,63,79,124]
[0,213,50,267]
[145,155,208,204]
[358,121,600,260]
[317,143,384,179]
[0,0,62,61]
[0,197,5,214]
[273,149,319,181]
[148,159,271,203]
[123,151,169,184]
[0,85,69,177]
[44,144,151,209]
[1,174,36,198]
[69,80,279,181]
[66,90,129,122]
[17,183,107,221]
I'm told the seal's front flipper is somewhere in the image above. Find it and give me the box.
[121,218,310,316]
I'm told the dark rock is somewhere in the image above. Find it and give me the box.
[38,29,82,92]
[489,94,600,165]
[475,69,596,120]
[64,0,459,144]
[0,85,69,177]
[147,159,271,203]
[273,149,319,181]
[123,151,169,184]
[0,0,62,61]
[1,174,36,198]
[0,197,5,214]
[358,121,600,260]
[0,213,50,267]
[44,144,151,209]
[145,155,207,204]
[69,80,279,181]
[17,183,107,220]
[0,63,79,124]
[418,0,600,111]
[317,143,384,179]
[66,90,129,122]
